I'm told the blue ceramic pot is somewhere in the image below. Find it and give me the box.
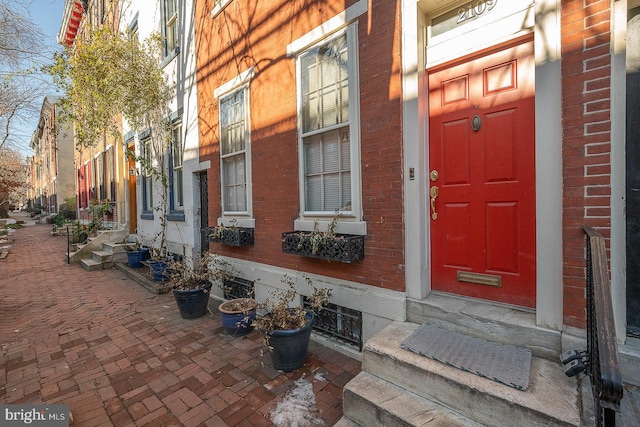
[218,298,257,336]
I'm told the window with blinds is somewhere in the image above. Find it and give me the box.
[299,32,353,213]
[220,88,248,213]
[170,124,183,209]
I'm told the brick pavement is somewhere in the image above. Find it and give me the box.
[0,219,361,426]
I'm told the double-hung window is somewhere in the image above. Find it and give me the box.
[298,26,360,218]
[163,0,178,57]
[169,123,184,210]
[220,87,249,214]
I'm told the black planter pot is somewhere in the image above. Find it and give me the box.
[268,311,315,372]
[218,298,257,336]
[173,283,212,319]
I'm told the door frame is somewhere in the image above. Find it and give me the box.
[427,35,537,308]
[401,1,564,330]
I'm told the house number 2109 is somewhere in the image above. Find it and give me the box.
[457,0,497,24]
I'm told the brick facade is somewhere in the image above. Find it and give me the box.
[561,0,613,328]
[195,0,405,291]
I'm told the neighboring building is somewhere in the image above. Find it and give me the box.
[27,96,75,214]
[118,0,203,258]
[58,0,128,229]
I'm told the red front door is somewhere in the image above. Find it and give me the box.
[428,35,536,308]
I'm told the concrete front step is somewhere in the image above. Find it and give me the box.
[406,293,561,360]
[354,322,581,427]
[80,258,104,271]
[343,371,484,427]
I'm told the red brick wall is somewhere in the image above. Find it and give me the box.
[561,0,612,328]
[195,0,405,291]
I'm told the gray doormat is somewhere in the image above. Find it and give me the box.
[401,324,532,390]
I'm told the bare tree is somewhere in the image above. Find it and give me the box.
[0,146,26,217]
[0,0,56,152]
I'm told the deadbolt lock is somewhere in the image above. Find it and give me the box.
[430,170,439,182]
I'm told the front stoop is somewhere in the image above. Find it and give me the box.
[406,294,562,360]
[79,241,127,271]
[343,372,484,427]
[341,322,581,427]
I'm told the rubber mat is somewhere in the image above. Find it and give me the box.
[400,324,532,390]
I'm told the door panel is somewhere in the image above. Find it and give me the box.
[429,36,536,308]
[127,144,137,233]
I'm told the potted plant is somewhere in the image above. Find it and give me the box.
[209,220,254,246]
[124,240,149,268]
[253,274,330,372]
[281,214,365,263]
[167,254,214,319]
[147,257,171,281]
[167,252,241,320]
[218,297,258,336]
[69,221,88,244]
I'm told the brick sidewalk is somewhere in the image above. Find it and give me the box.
[0,221,361,426]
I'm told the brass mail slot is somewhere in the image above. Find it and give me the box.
[457,271,502,287]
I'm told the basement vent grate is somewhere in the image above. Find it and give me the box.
[303,298,363,351]
[223,277,254,300]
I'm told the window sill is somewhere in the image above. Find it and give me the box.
[218,217,255,228]
[140,211,154,220]
[294,218,366,236]
[167,211,185,222]
[160,47,179,68]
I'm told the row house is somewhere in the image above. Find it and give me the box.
[58,0,128,229]
[194,0,639,422]
[26,96,75,214]
[118,0,202,259]
[58,0,202,257]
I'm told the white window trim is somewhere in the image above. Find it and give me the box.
[286,0,368,57]
[215,68,255,226]
[211,0,232,19]
[214,67,255,99]
[170,121,184,210]
[294,23,366,236]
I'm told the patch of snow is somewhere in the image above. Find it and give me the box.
[271,377,324,427]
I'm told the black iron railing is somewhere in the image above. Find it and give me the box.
[583,226,624,426]
[303,298,363,350]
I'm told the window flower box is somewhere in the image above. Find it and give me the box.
[208,226,254,246]
[281,231,365,263]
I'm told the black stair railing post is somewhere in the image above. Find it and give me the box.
[583,226,624,426]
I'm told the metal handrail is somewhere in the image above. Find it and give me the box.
[583,226,624,426]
